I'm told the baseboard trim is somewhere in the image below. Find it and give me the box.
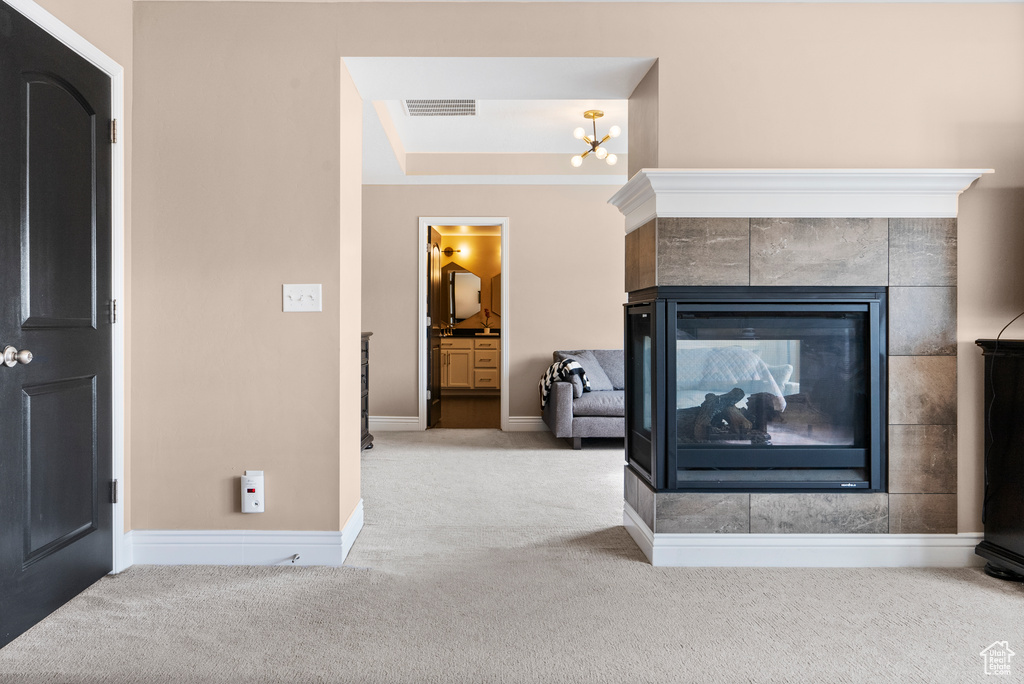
[623,502,655,560]
[371,415,547,432]
[506,416,548,431]
[117,530,134,573]
[128,500,364,567]
[624,503,985,568]
[369,416,420,431]
[341,498,364,561]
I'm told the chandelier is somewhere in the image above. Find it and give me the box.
[571,110,620,167]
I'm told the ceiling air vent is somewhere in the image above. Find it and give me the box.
[403,99,476,117]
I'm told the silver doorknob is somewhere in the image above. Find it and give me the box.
[3,345,33,368]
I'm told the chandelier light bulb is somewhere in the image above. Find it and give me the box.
[570,111,619,168]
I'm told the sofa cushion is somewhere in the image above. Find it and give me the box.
[767,363,794,388]
[556,350,614,392]
[592,350,624,390]
[572,390,625,417]
[571,415,625,438]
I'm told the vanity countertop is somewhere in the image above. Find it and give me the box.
[449,328,500,338]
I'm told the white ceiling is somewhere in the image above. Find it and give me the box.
[384,99,628,155]
[343,57,656,185]
[343,57,655,100]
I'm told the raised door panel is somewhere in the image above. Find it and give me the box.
[446,349,472,389]
[23,377,98,563]
[23,76,97,329]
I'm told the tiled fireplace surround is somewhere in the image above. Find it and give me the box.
[609,169,989,564]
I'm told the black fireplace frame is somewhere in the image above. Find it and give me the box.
[625,286,887,493]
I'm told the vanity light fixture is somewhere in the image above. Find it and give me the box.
[571,110,620,168]
[442,247,461,257]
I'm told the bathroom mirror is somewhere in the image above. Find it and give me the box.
[450,271,481,322]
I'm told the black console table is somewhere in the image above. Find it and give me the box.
[976,339,1024,581]
[361,332,373,451]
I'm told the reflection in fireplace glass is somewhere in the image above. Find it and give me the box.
[675,313,867,450]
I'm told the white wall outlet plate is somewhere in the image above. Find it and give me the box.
[283,284,322,312]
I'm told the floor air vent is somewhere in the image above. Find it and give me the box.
[403,99,476,117]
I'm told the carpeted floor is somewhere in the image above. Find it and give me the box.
[1,430,1022,683]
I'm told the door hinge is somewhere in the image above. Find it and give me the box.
[110,119,117,144]
[110,479,119,504]
[109,299,117,324]
[427,389,432,400]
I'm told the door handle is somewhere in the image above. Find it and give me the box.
[3,345,33,367]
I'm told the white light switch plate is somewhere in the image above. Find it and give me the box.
[283,284,322,312]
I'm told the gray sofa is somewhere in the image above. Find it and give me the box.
[542,349,625,449]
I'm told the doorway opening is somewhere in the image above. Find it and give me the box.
[418,217,509,431]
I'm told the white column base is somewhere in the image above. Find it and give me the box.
[624,503,984,568]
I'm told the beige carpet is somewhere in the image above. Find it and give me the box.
[1,430,1022,683]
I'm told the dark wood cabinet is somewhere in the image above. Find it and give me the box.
[361,332,373,451]
[975,339,1024,580]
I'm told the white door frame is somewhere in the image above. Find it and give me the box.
[6,0,128,572]
[418,217,509,431]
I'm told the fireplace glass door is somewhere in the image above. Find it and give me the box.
[668,299,883,490]
[625,304,658,483]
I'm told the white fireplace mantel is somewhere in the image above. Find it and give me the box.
[608,168,993,233]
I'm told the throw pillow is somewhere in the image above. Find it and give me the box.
[766,364,794,389]
[557,350,614,392]
[592,350,624,390]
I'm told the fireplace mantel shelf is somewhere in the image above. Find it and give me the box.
[609,168,993,233]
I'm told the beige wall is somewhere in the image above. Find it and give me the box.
[627,60,658,178]
[42,1,1024,535]
[133,3,354,530]
[362,185,627,418]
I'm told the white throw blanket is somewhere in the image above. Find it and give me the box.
[676,345,787,411]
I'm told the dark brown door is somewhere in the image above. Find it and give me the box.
[0,2,113,648]
[427,230,443,427]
